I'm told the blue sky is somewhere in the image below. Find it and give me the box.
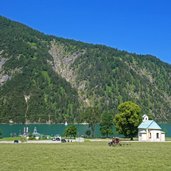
[0,0,171,64]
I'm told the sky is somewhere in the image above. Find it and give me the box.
[0,0,171,64]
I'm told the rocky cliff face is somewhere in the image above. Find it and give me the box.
[0,52,9,85]
[48,40,92,107]
[49,40,80,85]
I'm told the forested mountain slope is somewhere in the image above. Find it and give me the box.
[0,16,171,123]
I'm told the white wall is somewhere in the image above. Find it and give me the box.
[138,129,165,142]
[138,133,147,141]
[149,130,165,142]
[161,133,165,142]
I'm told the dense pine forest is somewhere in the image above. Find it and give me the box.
[0,16,171,123]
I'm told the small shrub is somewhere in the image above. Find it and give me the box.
[20,136,27,142]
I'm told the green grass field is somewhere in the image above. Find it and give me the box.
[0,142,171,171]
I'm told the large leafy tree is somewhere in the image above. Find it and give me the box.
[100,112,113,137]
[114,101,142,140]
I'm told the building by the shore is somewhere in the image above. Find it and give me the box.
[138,115,165,142]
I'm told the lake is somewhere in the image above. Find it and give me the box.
[0,123,171,137]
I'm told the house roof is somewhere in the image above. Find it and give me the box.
[138,120,161,129]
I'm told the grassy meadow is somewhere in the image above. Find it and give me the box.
[0,141,171,171]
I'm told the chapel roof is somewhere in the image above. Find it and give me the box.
[138,120,161,129]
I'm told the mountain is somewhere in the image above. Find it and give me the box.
[0,16,171,123]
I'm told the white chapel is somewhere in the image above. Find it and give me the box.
[138,114,165,142]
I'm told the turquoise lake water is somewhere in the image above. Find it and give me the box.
[0,123,171,137]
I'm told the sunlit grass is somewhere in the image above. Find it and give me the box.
[0,142,171,171]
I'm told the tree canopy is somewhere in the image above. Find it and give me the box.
[100,112,113,137]
[114,101,142,140]
[83,107,100,137]
[64,125,77,138]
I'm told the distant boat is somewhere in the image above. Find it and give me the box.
[64,121,68,126]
